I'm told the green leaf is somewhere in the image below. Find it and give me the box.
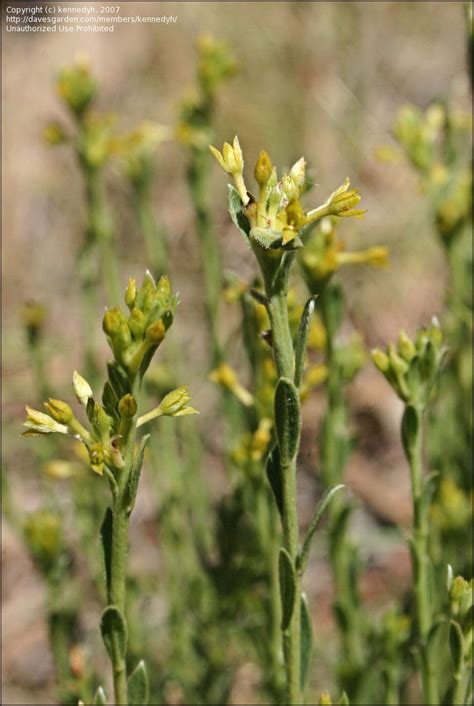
[124,434,150,515]
[102,381,119,421]
[294,296,317,388]
[274,377,301,465]
[228,185,251,242]
[299,485,345,574]
[300,593,313,690]
[86,396,95,424]
[100,605,128,662]
[138,346,159,384]
[266,446,283,519]
[279,548,296,631]
[93,686,107,705]
[449,620,464,679]
[100,508,113,597]
[107,361,131,398]
[128,660,149,705]
[401,405,420,462]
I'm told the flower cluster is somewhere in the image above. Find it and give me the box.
[57,57,97,120]
[301,217,388,295]
[210,137,366,251]
[372,318,446,407]
[23,273,196,477]
[103,272,176,382]
[44,59,120,173]
[176,35,236,149]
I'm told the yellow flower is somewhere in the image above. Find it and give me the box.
[209,136,249,205]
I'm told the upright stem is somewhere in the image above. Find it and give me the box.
[134,184,168,280]
[188,149,223,366]
[85,169,121,306]
[105,384,140,706]
[266,288,302,705]
[109,505,129,705]
[319,288,365,699]
[407,406,438,706]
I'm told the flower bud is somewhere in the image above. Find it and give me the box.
[157,386,192,416]
[103,307,126,337]
[125,278,137,310]
[146,320,166,345]
[427,316,443,347]
[118,394,137,418]
[371,348,390,373]
[397,331,417,362]
[254,150,273,188]
[282,174,300,202]
[73,370,93,406]
[44,399,74,424]
[23,406,69,436]
[128,308,147,339]
[288,157,306,190]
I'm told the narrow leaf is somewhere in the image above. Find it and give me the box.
[300,593,313,690]
[299,485,345,574]
[266,446,283,520]
[274,377,301,465]
[100,605,128,662]
[102,381,119,421]
[128,660,149,705]
[249,287,268,307]
[107,361,131,398]
[279,548,296,631]
[401,405,419,463]
[228,185,251,242]
[124,434,150,514]
[449,620,464,679]
[86,396,95,424]
[100,508,113,597]
[93,686,107,705]
[294,296,317,388]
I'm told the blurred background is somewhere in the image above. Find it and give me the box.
[2,2,471,705]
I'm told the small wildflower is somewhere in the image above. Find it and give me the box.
[209,136,249,204]
[305,177,366,225]
[137,386,198,427]
[209,363,254,407]
[23,406,69,437]
[73,370,93,406]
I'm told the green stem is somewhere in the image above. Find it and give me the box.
[407,406,439,706]
[266,287,302,705]
[134,185,168,279]
[105,384,141,706]
[85,169,121,306]
[188,148,223,366]
[29,339,51,401]
[318,287,366,699]
[109,505,129,705]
